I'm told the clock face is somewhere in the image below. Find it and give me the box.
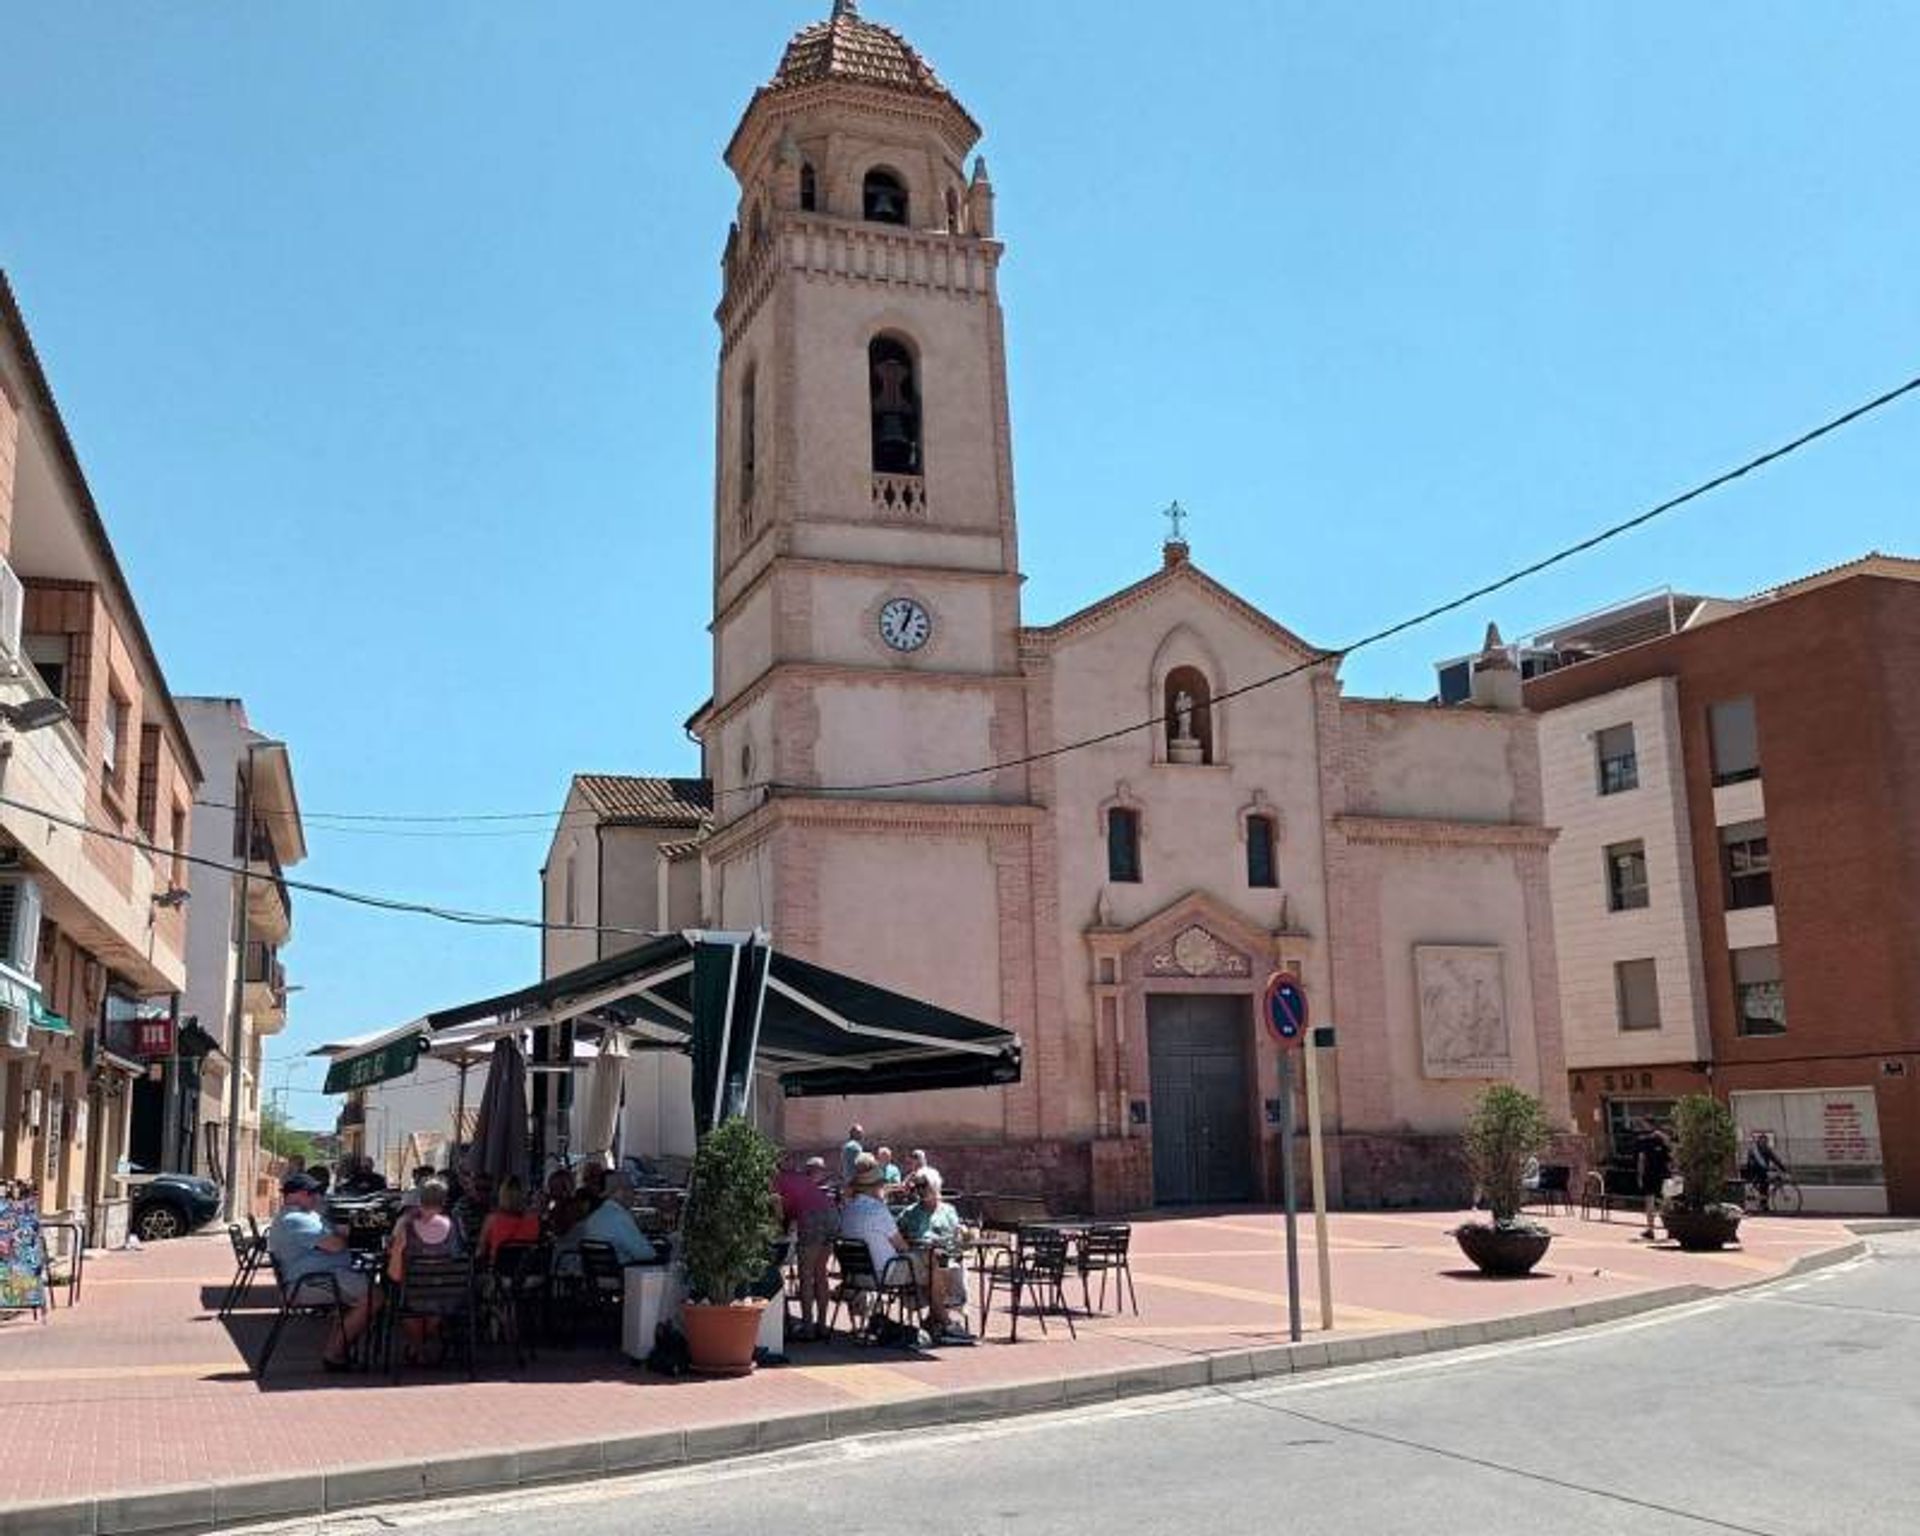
[877,597,932,653]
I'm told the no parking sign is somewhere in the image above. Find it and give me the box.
[1262,971,1308,1048]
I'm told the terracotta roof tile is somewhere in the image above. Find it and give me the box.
[770,3,952,102]
[573,775,712,829]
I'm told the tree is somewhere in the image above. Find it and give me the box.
[259,1103,319,1168]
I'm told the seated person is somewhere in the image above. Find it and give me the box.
[477,1175,541,1265]
[904,1148,940,1186]
[556,1174,656,1269]
[339,1156,389,1196]
[874,1145,904,1188]
[838,1155,922,1325]
[452,1171,494,1246]
[386,1178,464,1361]
[541,1169,579,1238]
[894,1169,965,1335]
[268,1172,375,1370]
[398,1165,438,1210]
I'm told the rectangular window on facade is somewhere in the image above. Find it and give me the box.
[102,691,128,792]
[1615,958,1661,1031]
[135,725,161,838]
[23,634,68,703]
[1709,697,1760,786]
[1605,840,1650,912]
[1595,723,1638,795]
[1722,820,1773,909]
[1733,945,1785,1036]
[1246,815,1277,888]
[1107,807,1142,884]
[169,804,187,889]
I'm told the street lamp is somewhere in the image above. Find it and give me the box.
[0,697,71,733]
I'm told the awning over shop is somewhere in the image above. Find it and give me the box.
[28,999,70,1037]
[317,931,1022,1109]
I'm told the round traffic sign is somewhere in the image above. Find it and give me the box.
[1263,971,1309,1048]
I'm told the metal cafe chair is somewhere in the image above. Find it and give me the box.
[385,1254,478,1378]
[219,1222,269,1318]
[255,1255,354,1379]
[828,1238,922,1340]
[980,1226,1078,1343]
[1075,1223,1139,1317]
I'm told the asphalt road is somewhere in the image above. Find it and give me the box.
[261,1230,1920,1536]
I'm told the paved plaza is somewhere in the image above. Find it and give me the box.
[0,1207,1857,1525]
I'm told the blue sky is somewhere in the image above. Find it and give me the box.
[5,3,1916,1127]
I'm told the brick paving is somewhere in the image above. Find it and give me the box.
[0,1208,1856,1510]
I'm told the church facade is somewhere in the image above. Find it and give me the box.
[616,5,1567,1211]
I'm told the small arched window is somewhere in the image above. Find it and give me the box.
[738,365,757,502]
[1164,665,1214,763]
[1246,815,1278,888]
[869,335,921,475]
[799,162,818,212]
[945,187,961,232]
[863,167,909,225]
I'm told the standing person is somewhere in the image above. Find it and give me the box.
[267,1173,374,1371]
[774,1153,838,1340]
[1742,1131,1790,1213]
[840,1124,867,1189]
[1634,1119,1673,1240]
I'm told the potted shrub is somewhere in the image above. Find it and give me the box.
[678,1116,782,1375]
[1453,1084,1554,1277]
[1660,1094,1743,1251]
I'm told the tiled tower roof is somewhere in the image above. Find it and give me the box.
[769,1,953,103]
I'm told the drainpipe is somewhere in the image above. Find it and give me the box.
[222,744,255,1221]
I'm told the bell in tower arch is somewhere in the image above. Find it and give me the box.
[869,336,921,475]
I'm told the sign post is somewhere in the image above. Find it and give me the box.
[1303,1025,1335,1333]
[1262,972,1308,1343]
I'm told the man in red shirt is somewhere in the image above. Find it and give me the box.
[774,1153,839,1340]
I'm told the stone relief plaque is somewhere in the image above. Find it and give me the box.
[1147,925,1252,979]
[1415,944,1511,1078]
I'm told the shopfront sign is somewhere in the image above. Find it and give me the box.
[323,1037,423,1094]
[133,1017,174,1057]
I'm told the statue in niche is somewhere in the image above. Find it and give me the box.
[1167,685,1204,764]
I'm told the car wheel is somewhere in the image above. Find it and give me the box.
[135,1203,187,1242]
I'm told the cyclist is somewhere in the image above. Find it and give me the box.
[1742,1131,1790,1212]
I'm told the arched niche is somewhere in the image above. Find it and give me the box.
[1149,624,1227,765]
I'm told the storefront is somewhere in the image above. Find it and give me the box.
[1730,1085,1888,1216]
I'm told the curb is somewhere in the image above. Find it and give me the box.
[0,1238,1868,1536]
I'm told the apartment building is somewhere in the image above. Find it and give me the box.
[1517,557,1920,1214]
[166,698,304,1217]
[0,273,202,1239]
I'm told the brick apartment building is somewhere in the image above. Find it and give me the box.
[1518,555,1920,1215]
[0,272,202,1241]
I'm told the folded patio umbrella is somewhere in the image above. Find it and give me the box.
[581,1033,628,1168]
[467,1037,529,1184]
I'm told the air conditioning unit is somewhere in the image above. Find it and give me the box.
[0,556,22,664]
[0,876,42,977]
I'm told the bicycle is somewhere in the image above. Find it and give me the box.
[1742,1169,1802,1215]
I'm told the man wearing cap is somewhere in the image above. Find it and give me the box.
[773,1152,838,1340]
[268,1173,376,1369]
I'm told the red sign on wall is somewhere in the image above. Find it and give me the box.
[133,1018,175,1058]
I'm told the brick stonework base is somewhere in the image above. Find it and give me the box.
[933,1139,1093,1212]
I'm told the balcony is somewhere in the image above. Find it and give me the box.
[242,940,287,1033]
[244,831,292,941]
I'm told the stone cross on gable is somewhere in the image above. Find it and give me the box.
[1163,500,1190,546]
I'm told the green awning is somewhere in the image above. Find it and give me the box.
[322,1034,426,1094]
[29,1000,71,1037]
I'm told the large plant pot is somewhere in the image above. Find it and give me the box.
[1661,1205,1742,1252]
[681,1299,767,1377]
[1454,1223,1552,1277]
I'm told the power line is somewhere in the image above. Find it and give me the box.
[0,793,662,940]
[195,368,1920,818]
[782,369,1920,796]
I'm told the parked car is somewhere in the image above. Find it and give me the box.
[127,1170,223,1242]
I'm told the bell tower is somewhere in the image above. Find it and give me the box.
[701,0,1027,831]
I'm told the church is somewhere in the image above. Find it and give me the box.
[546,3,1568,1213]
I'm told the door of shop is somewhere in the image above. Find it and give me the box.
[1147,994,1254,1204]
